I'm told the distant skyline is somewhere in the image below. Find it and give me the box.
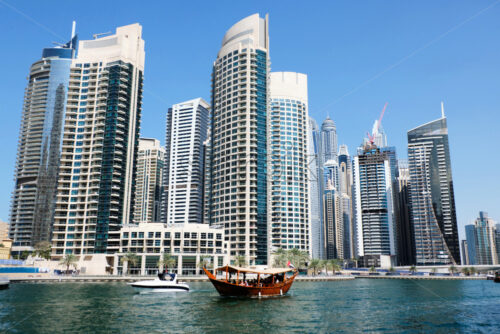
[1,1,499,240]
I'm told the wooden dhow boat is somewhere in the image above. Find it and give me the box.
[203,265,298,297]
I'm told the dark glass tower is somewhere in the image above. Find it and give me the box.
[9,32,77,254]
[407,115,460,265]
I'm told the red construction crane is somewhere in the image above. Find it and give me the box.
[367,102,388,145]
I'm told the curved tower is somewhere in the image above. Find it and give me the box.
[321,117,338,162]
[210,14,270,265]
[407,113,460,265]
[9,29,77,254]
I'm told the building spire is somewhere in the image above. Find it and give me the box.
[441,101,445,118]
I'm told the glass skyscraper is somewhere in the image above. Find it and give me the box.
[407,113,460,265]
[465,212,498,265]
[209,14,269,265]
[9,29,77,254]
[353,146,396,266]
[269,72,310,255]
[308,117,325,259]
[320,117,338,163]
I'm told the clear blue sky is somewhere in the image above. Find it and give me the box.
[1,1,499,239]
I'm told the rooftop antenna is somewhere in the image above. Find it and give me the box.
[71,21,76,39]
[441,101,445,118]
[70,21,76,49]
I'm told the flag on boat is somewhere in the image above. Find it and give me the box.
[287,261,295,269]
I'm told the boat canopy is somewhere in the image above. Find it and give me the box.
[215,265,293,275]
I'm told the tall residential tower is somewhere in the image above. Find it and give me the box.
[163,98,209,225]
[269,72,311,256]
[133,138,164,223]
[51,24,145,258]
[209,14,269,265]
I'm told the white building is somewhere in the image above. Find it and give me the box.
[164,98,209,225]
[209,14,270,265]
[133,138,165,223]
[114,223,228,275]
[269,72,311,257]
[51,24,145,260]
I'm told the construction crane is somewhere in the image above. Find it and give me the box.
[93,32,112,39]
[366,102,388,145]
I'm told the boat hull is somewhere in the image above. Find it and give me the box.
[129,280,189,291]
[204,268,297,297]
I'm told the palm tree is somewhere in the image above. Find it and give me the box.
[318,260,327,275]
[158,253,176,273]
[469,267,476,276]
[388,267,396,275]
[331,259,341,275]
[431,267,437,275]
[59,254,77,275]
[449,265,457,276]
[369,266,376,274]
[233,255,247,267]
[122,252,139,276]
[198,255,212,274]
[272,248,288,268]
[409,265,417,275]
[461,267,470,276]
[308,259,321,276]
[34,241,52,260]
[288,248,309,269]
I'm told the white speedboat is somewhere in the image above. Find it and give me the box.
[0,277,9,290]
[129,273,189,292]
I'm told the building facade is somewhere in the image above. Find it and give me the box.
[115,223,228,275]
[51,24,145,258]
[407,112,460,265]
[353,146,396,266]
[164,98,209,225]
[268,72,311,255]
[133,138,164,223]
[9,32,77,253]
[209,14,270,265]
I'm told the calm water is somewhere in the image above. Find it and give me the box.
[0,280,499,333]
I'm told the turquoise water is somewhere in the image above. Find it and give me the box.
[0,280,499,333]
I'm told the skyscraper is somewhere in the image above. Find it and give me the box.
[465,212,498,265]
[407,107,460,265]
[164,98,209,225]
[460,240,469,265]
[393,160,414,265]
[465,224,477,265]
[9,25,77,254]
[308,117,325,259]
[269,72,310,255]
[133,138,165,223]
[338,145,354,259]
[320,117,338,163]
[353,145,396,267]
[51,24,145,257]
[323,180,342,259]
[209,14,269,265]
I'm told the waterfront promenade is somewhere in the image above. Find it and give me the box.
[3,273,488,283]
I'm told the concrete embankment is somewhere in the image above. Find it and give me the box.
[7,275,355,284]
[354,275,486,280]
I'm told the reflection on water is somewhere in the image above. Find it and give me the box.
[0,280,499,333]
